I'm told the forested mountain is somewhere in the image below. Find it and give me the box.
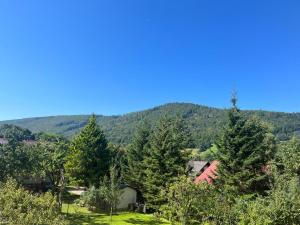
[1,103,300,149]
[0,124,35,141]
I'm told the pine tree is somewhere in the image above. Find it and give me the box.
[144,116,188,210]
[65,115,110,187]
[123,121,150,199]
[216,96,276,194]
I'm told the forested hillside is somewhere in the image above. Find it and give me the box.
[1,103,300,149]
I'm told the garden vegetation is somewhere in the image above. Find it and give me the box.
[1,97,300,224]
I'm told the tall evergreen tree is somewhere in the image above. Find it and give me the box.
[108,143,126,180]
[144,116,189,210]
[172,116,195,149]
[216,96,276,194]
[123,121,150,198]
[65,115,110,187]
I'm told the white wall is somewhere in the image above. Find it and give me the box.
[117,187,137,209]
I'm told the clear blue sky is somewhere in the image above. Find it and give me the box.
[0,0,300,120]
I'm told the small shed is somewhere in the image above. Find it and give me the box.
[117,185,137,209]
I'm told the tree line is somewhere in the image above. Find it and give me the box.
[3,102,300,150]
[1,97,300,224]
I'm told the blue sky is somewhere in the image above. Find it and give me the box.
[0,0,300,120]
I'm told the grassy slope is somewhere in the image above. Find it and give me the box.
[62,203,170,225]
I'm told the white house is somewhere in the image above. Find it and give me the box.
[117,185,137,209]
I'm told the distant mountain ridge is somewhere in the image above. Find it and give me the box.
[1,103,300,149]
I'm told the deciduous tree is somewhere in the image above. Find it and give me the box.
[99,165,123,222]
[0,178,67,225]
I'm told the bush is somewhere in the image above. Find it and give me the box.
[0,178,67,225]
[75,186,101,211]
[163,176,235,225]
[236,176,300,225]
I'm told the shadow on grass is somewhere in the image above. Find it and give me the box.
[62,189,80,204]
[124,218,166,225]
[63,212,109,225]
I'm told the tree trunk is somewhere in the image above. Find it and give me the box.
[58,167,65,210]
[110,205,113,223]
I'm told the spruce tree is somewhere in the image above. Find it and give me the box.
[65,115,110,187]
[144,116,188,210]
[216,96,276,194]
[123,121,150,199]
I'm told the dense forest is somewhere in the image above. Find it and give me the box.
[1,103,300,150]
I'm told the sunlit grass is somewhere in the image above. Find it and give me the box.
[62,203,171,225]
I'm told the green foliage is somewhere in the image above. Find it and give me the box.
[99,165,123,219]
[4,105,300,224]
[0,124,69,185]
[62,203,171,225]
[0,115,90,138]
[254,137,300,224]
[0,178,67,225]
[199,144,218,161]
[236,138,300,225]
[123,121,150,197]
[108,143,126,180]
[0,142,34,181]
[32,140,69,208]
[267,177,300,225]
[76,165,123,215]
[0,136,69,209]
[192,138,300,225]
[236,197,272,225]
[216,102,276,194]
[0,124,34,142]
[161,100,300,225]
[163,176,206,225]
[2,103,300,149]
[35,132,67,142]
[76,186,100,210]
[65,115,110,187]
[144,116,189,210]
[276,137,300,177]
[163,176,239,225]
[33,141,69,187]
[236,177,300,225]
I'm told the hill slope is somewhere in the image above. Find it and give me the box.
[1,103,300,149]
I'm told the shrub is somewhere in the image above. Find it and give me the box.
[75,186,101,211]
[0,178,67,225]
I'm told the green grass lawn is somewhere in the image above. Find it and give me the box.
[62,203,171,225]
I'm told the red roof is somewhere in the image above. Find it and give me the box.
[194,160,219,184]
